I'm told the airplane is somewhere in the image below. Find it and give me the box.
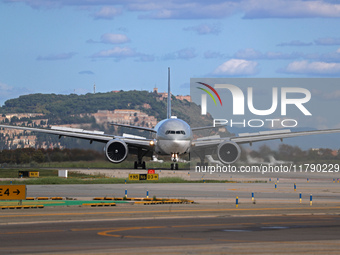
[1,68,340,170]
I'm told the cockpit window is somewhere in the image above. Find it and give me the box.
[165,130,185,135]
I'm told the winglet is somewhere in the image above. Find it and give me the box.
[167,67,171,119]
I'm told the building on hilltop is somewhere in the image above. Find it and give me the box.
[92,109,157,127]
[153,87,191,102]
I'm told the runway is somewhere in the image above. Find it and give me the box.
[1,210,340,254]
[26,181,340,204]
[2,172,340,254]
[72,167,340,181]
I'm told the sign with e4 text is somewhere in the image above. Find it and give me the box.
[0,185,26,200]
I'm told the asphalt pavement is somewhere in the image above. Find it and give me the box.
[1,211,340,254]
[1,169,340,254]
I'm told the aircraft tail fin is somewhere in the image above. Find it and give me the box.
[167,67,171,119]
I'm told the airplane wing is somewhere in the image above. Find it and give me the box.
[0,124,153,148]
[191,125,227,131]
[230,128,340,144]
[110,123,157,133]
[192,128,340,164]
[193,128,340,148]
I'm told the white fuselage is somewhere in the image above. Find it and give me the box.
[153,118,192,155]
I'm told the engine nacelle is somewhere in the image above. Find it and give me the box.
[105,139,128,163]
[217,141,241,164]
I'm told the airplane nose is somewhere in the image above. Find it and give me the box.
[157,139,191,155]
[171,140,190,153]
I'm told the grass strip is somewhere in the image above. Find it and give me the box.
[0,200,129,207]
[0,176,265,185]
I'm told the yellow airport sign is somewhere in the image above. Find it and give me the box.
[0,185,26,200]
[29,171,39,177]
[128,174,159,181]
[147,174,159,180]
[129,174,140,181]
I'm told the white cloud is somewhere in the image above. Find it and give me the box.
[244,0,340,19]
[277,40,313,47]
[204,51,224,59]
[5,0,61,8]
[283,60,340,75]
[233,47,340,62]
[5,0,340,19]
[234,48,263,59]
[36,52,76,61]
[93,6,122,20]
[91,46,153,62]
[137,2,238,19]
[183,23,221,35]
[315,50,340,62]
[314,37,340,45]
[213,59,259,76]
[92,47,137,59]
[78,70,94,75]
[87,33,130,44]
[100,33,130,44]
[234,48,300,60]
[136,54,155,62]
[162,48,197,60]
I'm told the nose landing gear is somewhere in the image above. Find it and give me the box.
[171,153,179,170]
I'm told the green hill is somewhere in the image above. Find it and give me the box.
[0,91,208,126]
[0,91,227,151]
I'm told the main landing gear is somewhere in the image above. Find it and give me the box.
[196,162,208,167]
[171,163,179,170]
[134,160,146,169]
[193,151,208,167]
[134,148,147,169]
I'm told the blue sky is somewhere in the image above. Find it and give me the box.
[1,0,340,106]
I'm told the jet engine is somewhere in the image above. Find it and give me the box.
[217,141,241,164]
[105,139,128,163]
